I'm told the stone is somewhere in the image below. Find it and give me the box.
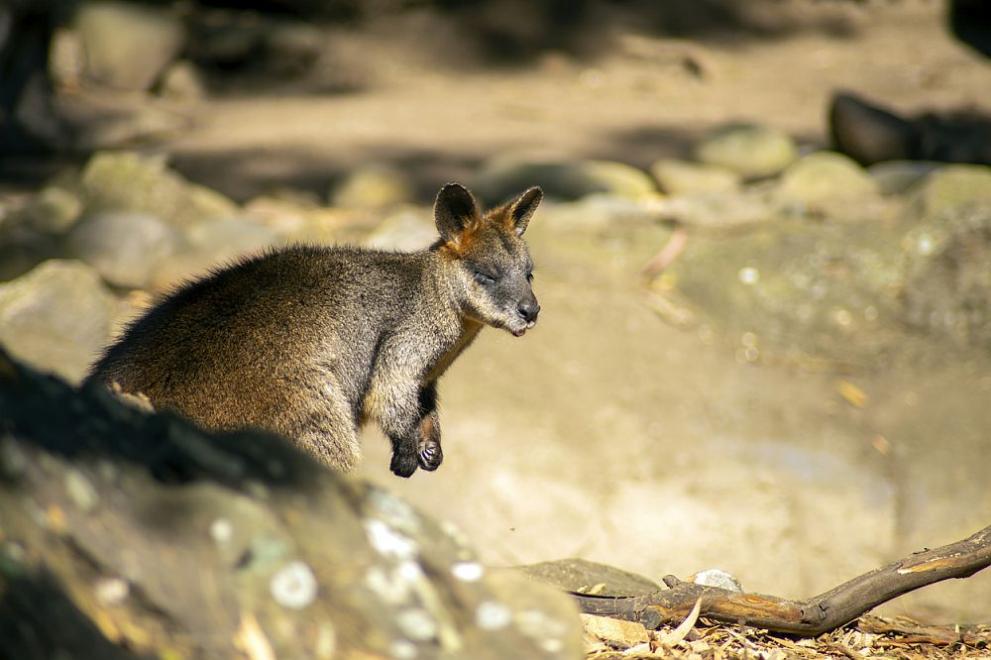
[80,151,238,229]
[776,151,879,210]
[912,165,991,218]
[868,161,941,195]
[0,228,60,282]
[67,212,181,288]
[331,165,414,210]
[580,614,649,648]
[694,124,798,179]
[18,185,82,235]
[516,558,661,597]
[76,1,185,91]
[651,189,778,229]
[158,60,206,102]
[0,351,583,659]
[185,216,280,263]
[650,159,740,196]
[365,208,437,252]
[0,260,116,383]
[472,157,656,203]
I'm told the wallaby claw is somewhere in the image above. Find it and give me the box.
[417,441,443,471]
[390,448,418,478]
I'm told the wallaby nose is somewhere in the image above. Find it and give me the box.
[518,300,540,323]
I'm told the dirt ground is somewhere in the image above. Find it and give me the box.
[51,1,991,623]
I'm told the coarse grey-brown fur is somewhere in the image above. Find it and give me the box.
[86,183,542,477]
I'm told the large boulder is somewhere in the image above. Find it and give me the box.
[911,165,991,218]
[0,351,582,659]
[649,159,740,196]
[80,151,238,229]
[0,260,117,383]
[67,211,182,289]
[693,124,798,179]
[76,1,185,91]
[331,164,415,210]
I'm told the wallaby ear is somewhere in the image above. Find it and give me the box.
[435,183,480,242]
[508,186,543,236]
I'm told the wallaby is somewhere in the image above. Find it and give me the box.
[86,183,542,478]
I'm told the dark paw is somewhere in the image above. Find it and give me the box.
[390,447,418,478]
[417,441,444,471]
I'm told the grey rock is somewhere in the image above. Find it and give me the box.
[775,151,879,210]
[0,228,61,282]
[649,159,740,196]
[76,1,185,91]
[516,558,661,597]
[868,161,942,195]
[0,352,583,659]
[185,216,280,262]
[0,260,116,383]
[67,212,181,288]
[473,158,656,204]
[80,151,238,229]
[652,189,778,229]
[18,185,83,235]
[694,124,798,179]
[331,165,414,210]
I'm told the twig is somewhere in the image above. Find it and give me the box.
[572,524,991,637]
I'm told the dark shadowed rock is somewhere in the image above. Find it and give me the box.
[472,158,656,204]
[67,212,182,289]
[516,559,661,597]
[0,351,582,659]
[0,260,117,383]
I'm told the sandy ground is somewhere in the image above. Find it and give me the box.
[49,2,991,621]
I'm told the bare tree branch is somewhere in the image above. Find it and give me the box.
[572,524,991,637]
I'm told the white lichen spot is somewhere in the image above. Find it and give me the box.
[389,640,417,659]
[738,266,759,285]
[94,577,129,606]
[366,488,420,534]
[210,518,233,545]
[832,308,853,328]
[64,469,98,512]
[451,561,484,582]
[693,568,743,593]
[475,601,512,630]
[541,638,564,653]
[270,561,317,610]
[916,234,934,256]
[396,560,424,583]
[364,565,411,604]
[516,609,564,638]
[396,608,437,641]
[364,519,417,560]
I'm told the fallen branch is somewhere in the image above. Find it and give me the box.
[572,524,991,637]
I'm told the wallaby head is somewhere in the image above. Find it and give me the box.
[433,183,543,337]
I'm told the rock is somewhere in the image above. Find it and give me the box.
[331,164,414,210]
[540,194,657,232]
[580,614,649,648]
[0,260,116,383]
[651,189,778,229]
[67,212,181,288]
[185,217,280,262]
[80,151,238,229]
[265,22,323,76]
[158,60,206,102]
[0,351,582,660]
[472,158,656,203]
[901,207,991,351]
[912,165,991,218]
[694,124,798,179]
[691,568,743,593]
[365,208,437,252]
[775,151,879,210]
[0,228,61,282]
[868,161,941,195]
[516,558,661,597]
[76,1,185,91]
[17,185,83,235]
[649,159,740,196]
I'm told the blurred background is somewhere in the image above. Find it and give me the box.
[2,0,990,622]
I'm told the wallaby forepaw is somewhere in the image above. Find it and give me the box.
[390,449,418,478]
[417,441,443,471]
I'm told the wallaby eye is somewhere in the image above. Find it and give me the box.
[473,270,497,286]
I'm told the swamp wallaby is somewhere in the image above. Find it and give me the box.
[87,183,542,477]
